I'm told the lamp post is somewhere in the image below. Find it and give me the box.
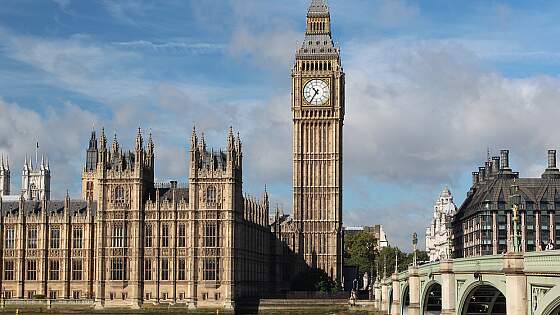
[509,181,522,253]
[412,232,418,267]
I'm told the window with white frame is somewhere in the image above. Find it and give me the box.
[50,228,60,249]
[26,260,37,281]
[178,223,186,247]
[5,228,14,249]
[161,224,169,248]
[73,227,83,249]
[49,260,60,281]
[27,227,37,249]
[110,257,125,281]
[72,259,82,281]
[111,225,125,248]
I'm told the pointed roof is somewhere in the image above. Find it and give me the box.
[308,0,329,15]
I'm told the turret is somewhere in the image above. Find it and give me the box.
[146,130,154,168]
[0,154,10,196]
[135,127,143,152]
[86,128,98,172]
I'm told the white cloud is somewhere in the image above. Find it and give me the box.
[373,0,420,28]
[0,99,96,198]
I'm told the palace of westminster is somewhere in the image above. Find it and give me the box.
[0,0,344,309]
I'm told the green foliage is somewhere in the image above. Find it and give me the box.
[343,231,430,279]
[290,268,338,292]
[344,232,378,274]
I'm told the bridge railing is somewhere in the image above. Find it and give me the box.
[452,254,504,273]
[524,249,560,274]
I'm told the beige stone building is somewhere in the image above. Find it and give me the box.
[0,0,345,309]
[280,0,345,282]
[0,127,271,309]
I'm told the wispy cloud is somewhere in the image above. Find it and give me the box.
[113,40,225,54]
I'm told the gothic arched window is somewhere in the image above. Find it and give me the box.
[206,186,216,204]
[114,186,125,203]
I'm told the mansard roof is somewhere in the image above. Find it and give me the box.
[0,199,95,216]
[454,176,560,222]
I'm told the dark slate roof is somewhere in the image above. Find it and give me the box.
[200,149,228,171]
[454,175,560,222]
[308,0,329,15]
[158,187,189,202]
[0,200,95,216]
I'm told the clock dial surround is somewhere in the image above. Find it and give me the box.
[303,79,330,106]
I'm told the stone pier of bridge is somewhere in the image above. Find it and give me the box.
[368,250,560,315]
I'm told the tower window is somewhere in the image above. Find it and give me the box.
[178,223,186,247]
[161,258,169,281]
[114,186,125,203]
[27,227,37,249]
[4,261,14,280]
[72,259,82,281]
[73,227,83,249]
[27,260,37,281]
[110,257,125,281]
[49,260,60,281]
[145,224,152,247]
[206,186,216,204]
[178,258,186,281]
[111,225,125,248]
[144,259,152,281]
[161,224,169,247]
[204,222,218,247]
[203,258,219,281]
[50,228,60,249]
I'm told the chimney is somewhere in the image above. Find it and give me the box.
[492,157,500,174]
[472,172,479,186]
[548,150,557,169]
[485,161,493,177]
[479,167,486,182]
[542,150,560,179]
[500,150,510,169]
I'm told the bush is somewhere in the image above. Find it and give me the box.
[290,268,338,293]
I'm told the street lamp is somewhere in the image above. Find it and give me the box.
[509,180,522,253]
[412,232,418,267]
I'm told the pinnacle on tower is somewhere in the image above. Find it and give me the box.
[227,126,235,151]
[147,129,154,155]
[112,133,119,153]
[100,127,107,150]
[135,127,143,151]
[190,125,198,150]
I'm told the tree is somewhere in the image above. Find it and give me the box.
[290,268,340,292]
[344,232,378,274]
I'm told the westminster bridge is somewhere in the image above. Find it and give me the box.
[372,251,560,315]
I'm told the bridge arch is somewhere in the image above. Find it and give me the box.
[534,285,560,315]
[458,281,506,315]
[421,280,442,315]
[401,282,410,315]
[388,287,393,314]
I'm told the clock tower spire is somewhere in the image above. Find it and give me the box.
[291,0,344,282]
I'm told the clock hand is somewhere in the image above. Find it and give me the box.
[310,89,319,102]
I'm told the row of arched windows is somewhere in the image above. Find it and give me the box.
[302,60,332,72]
[309,21,327,32]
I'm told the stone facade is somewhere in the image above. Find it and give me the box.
[273,0,344,282]
[453,150,560,257]
[0,0,345,308]
[425,187,456,261]
[0,128,272,309]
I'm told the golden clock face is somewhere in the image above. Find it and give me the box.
[303,79,330,105]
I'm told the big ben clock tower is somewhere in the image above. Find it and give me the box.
[292,0,344,281]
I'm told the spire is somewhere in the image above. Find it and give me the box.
[235,132,242,152]
[308,0,329,15]
[5,155,8,171]
[227,126,234,151]
[190,125,198,151]
[89,127,97,150]
[100,127,107,150]
[147,129,154,156]
[112,133,119,154]
[135,127,143,152]
[200,132,206,152]
[0,154,4,170]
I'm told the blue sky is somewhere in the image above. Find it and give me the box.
[2,0,560,249]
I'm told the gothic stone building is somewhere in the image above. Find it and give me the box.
[0,0,345,308]
[271,0,345,283]
[453,150,560,257]
[0,128,271,309]
[425,187,457,262]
